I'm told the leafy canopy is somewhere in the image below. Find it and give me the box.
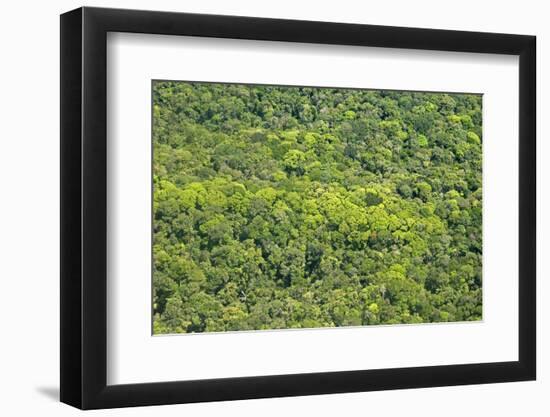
[152,81,482,334]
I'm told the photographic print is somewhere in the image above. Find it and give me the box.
[61,9,536,407]
[152,81,482,335]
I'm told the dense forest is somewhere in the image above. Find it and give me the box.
[152,81,482,334]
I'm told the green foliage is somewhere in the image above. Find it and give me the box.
[152,81,483,333]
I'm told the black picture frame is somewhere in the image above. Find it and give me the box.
[60,6,536,410]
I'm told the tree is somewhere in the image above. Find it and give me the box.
[282,149,306,175]
[152,80,483,334]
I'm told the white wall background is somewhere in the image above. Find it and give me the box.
[0,0,545,415]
